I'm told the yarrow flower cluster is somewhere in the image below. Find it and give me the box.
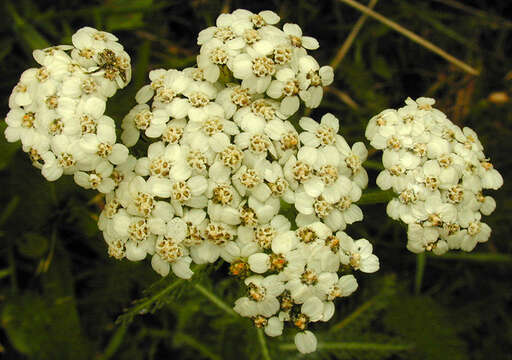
[366,97,503,254]
[94,10,374,353]
[3,10,502,356]
[5,27,131,193]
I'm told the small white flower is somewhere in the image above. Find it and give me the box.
[233,275,284,317]
[283,23,319,50]
[338,234,379,273]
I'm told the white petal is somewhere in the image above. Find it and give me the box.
[126,241,147,261]
[171,257,194,279]
[151,254,170,276]
[338,274,358,296]
[280,96,300,117]
[294,331,317,354]
[109,144,129,165]
[264,317,283,337]
[301,297,323,321]
[301,36,319,50]
[303,177,324,198]
[248,253,270,274]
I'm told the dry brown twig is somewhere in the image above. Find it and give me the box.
[330,0,379,70]
[337,0,480,76]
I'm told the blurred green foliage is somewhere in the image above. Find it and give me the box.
[0,0,511,359]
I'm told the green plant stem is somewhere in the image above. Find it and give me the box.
[279,342,413,351]
[331,296,377,331]
[257,327,272,360]
[117,279,185,323]
[337,0,480,75]
[175,333,222,360]
[415,252,426,295]
[0,196,20,227]
[99,324,127,360]
[193,283,237,317]
[427,252,512,263]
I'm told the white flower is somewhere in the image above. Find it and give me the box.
[365,109,400,149]
[72,27,121,53]
[80,115,129,166]
[460,220,491,252]
[338,234,379,273]
[61,72,116,100]
[41,135,82,181]
[266,68,301,116]
[4,106,41,146]
[479,160,503,190]
[297,56,333,108]
[419,193,457,226]
[197,38,242,82]
[386,183,426,224]
[284,245,340,303]
[407,224,447,255]
[74,160,115,193]
[282,23,319,50]
[232,48,275,93]
[336,138,368,189]
[316,272,358,300]
[233,275,284,317]
[299,113,339,148]
[367,97,502,255]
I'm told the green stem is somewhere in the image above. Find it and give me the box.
[99,323,127,360]
[279,342,413,351]
[0,196,20,227]
[117,279,185,324]
[193,283,237,317]
[427,252,512,263]
[175,333,222,360]
[257,327,272,360]
[331,296,377,332]
[415,252,426,295]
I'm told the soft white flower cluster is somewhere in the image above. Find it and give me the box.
[196,9,334,114]
[4,27,131,193]
[366,97,503,254]
[233,226,378,354]
[3,13,380,355]
[95,10,376,353]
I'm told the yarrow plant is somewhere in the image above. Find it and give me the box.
[366,97,503,255]
[2,8,502,356]
[5,27,131,191]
